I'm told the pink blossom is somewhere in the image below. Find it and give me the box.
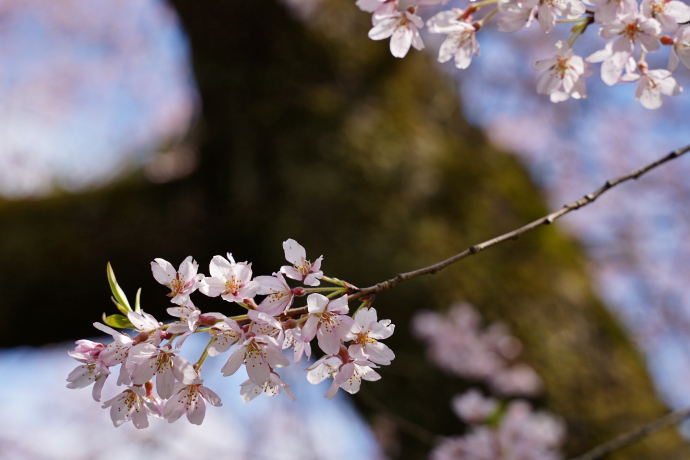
[248,309,285,343]
[451,389,498,424]
[346,307,395,365]
[240,371,296,402]
[101,386,159,429]
[537,0,586,33]
[67,323,135,400]
[326,358,381,399]
[302,294,355,355]
[166,304,201,347]
[368,7,425,58]
[127,310,160,333]
[126,343,197,399]
[255,272,295,316]
[163,378,222,425]
[207,317,244,356]
[497,0,538,32]
[221,333,289,385]
[200,253,260,303]
[306,355,342,385]
[427,10,480,69]
[584,0,637,24]
[669,25,690,71]
[533,40,591,102]
[641,0,690,33]
[590,13,661,85]
[151,256,203,306]
[632,67,683,109]
[280,239,324,286]
[490,363,543,396]
[430,428,497,460]
[305,354,380,399]
[66,360,110,402]
[283,326,312,363]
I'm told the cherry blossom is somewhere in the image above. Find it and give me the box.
[585,0,637,24]
[325,358,381,399]
[537,0,586,33]
[497,0,538,32]
[302,294,355,355]
[630,67,682,109]
[356,0,391,13]
[431,401,565,460]
[306,355,342,389]
[255,272,295,315]
[101,386,158,429]
[207,317,244,356]
[534,40,591,102]
[126,343,197,399]
[163,379,222,425]
[151,256,203,306]
[427,10,480,69]
[280,239,324,286]
[248,309,285,343]
[669,25,690,71]
[345,307,395,365]
[200,253,260,303]
[641,0,690,33]
[127,310,160,333]
[590,13,661,85]
[165,304,201,347]
[66,358,111,402]
[221,333,289,385]
[240,372,296,402]
[283,326,312,363]
[451,389,498,423]
[368,7,425,58]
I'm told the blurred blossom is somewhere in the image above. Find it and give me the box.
[413,303,541,396]
[432,400,565,460]
[451,389,498,424]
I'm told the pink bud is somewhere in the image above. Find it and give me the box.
[293,287,307,297]
[199,315,222,326]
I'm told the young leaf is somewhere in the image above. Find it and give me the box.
[107,262,132,312]
[101,313,134,329]
[134,288,142,313]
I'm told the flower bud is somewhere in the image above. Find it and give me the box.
[660,35,674,46]
[293,286,307,297]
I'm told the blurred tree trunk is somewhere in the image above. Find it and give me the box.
[0,0,686,458]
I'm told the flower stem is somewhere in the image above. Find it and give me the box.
[321,276,345,286]
[326,289,347,299]
[478,8,498,26]
[195,338,215,371]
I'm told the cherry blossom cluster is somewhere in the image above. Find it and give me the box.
[415,303,565,459]
[431,393,566,460]
[66,239,395,429]
[356,0,690,108]
[413,303,542,395]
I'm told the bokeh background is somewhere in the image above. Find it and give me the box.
[2,0,690,458]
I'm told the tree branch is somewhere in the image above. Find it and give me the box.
[347,143,690,301]
[568,406,690,460]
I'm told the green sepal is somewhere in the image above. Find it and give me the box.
[134,288,142,313]
[107,262,132,312]
[102,312,134,329]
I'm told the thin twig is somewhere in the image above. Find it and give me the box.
[568,406,690,460]
[346,143,690,301]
